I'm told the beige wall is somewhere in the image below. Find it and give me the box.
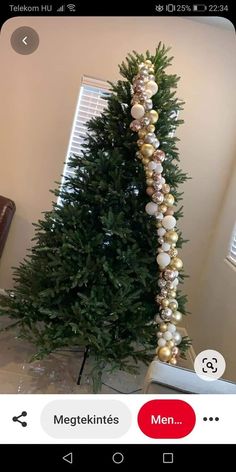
[0,17,236,376]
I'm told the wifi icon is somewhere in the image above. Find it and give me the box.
[67,3,76,11]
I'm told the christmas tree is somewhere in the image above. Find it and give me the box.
[0,43,191,390]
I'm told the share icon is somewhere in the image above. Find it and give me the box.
[12,411,27,427]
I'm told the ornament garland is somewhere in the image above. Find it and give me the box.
[130,59,184,365]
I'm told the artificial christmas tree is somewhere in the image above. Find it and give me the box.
[0,43,191,390]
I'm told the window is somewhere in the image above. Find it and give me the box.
[228,225,236,266]
[61,76,109,185]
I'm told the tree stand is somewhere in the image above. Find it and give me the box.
[77,346,90,385]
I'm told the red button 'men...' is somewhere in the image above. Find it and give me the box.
[138,400,196,438]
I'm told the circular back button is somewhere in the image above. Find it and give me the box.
[10,26,39,55]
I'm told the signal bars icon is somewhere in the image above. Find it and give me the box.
[57,5,65,12]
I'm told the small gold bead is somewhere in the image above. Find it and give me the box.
[142,157,150,166]
[146,170,153,178]
[146,178,154,186]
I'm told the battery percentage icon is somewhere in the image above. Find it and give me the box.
[193,4,207,11]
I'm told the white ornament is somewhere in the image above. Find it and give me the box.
[162,215,177,230]
[163,331,173,341]
[156,252,171,268]
[167,323,176,333]
[146,80,158,96]
[161,177,165,184]
[145,202,158,215]
[157,331,163,338]
[148,161,158,171]
[173,331,182,345]
[157,227,166,237]
[145,89,153,99]
[155,212,164,220]
[158,338,167,347]
[172,278,179,288]
[131,104,145,120]
[161,242,171,252]
[155,163,163,174]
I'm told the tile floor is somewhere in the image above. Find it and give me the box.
[0,317,150,394]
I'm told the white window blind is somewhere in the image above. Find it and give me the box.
[228,226,236,265]
[61,76,109,184]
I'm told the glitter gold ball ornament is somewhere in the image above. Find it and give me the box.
[158,346,172,362]
[164,194,175,207]
[162,183,170,194]
[147,124,155,133]
[142,157,150,165]
[165,230,178,244]
[152,191,164,204]
[146,187,154,197]
[146,178,154,186]
[138,129,147,139]
[171,311,183,324]
[171,257,183,270]
[167,340,175,348]
[146,170,153,178]
[131,103,145,119]
[159,323,168,333]
[141,143,155,158]
[148,110,159,124]
[169,290,177,298]
[161,299,169,308]
[169,248,178,258]
[159,204,167,214]
[169,300,178,312]
[170,357,177,365]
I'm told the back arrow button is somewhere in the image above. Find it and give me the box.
[22,36,28,45]
[62,452,73,464]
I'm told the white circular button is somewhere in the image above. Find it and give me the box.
[112,452,124,464]
[194,349,226,381]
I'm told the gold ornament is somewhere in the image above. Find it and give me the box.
[146,178,154,186]
[159,323,168,333]
[147,124,155,133]
[169,300,178,312]
[164,194,175,207]
[158,346,172,362]
[169,357,177,365]
[165,230,178,244]
[171,311,182,324]
[168,290,176,298]
[166,340,175,348]
[149,67,155,74]
[171,257,183,270]
[146,170,153,178]
[159,204,167,214]
[161,299,169,308]
[156,222,162,228]
[138,129,147,139]
[142,157,150,166]
[145,59,152,65]
[169,248,178,258]
[148,110,159,124]
[141,143,155,158]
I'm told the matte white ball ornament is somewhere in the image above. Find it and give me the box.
[158,338,167,347]
[163,331,173,341]
[145,202,158,215]
[131,104,145,119]
[167,323,176,333]
[156,252,171,268]
[157,227,166,237]
[173,331,182,345]
[162,215,176,230]
[146,80,158,96]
